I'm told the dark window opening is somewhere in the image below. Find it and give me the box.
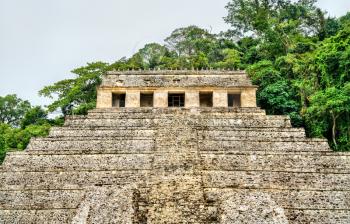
[200,92,213,107]
[168,93,185,107]
[140,93,154,107]
[228,94,241,107]
[112,93,126,107]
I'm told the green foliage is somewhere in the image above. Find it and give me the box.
[259,80,303,126]
[0,130,7,163]
[0,94,52,163]
[136,43,169,69]
[225,0,324,59]
[247,60,281,86]
[165,26,215,57]
[0,122,51,164]
[21,106,48,129]
[313,27,350,87]
[306,84,350,149]
[214,49,242,69]
[0,94,31,126]
[39,62,108,115]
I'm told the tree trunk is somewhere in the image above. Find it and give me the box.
[347,113,350,141]
[331,112,338,149]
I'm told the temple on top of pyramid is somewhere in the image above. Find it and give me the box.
[96,70,257,109]
[1,69,350,224]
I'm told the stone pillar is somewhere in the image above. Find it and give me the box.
[125,90,140,108]
[185,91,199,108]
[154,90,168,108]
[241,88,257,107]
[213,90,228,107]
[96,89,112,108]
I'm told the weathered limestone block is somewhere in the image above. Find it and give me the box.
[72,186,134,224]
[147,176,206,223]
[0,189,84,209]
[96,89,112,108]
[125,90,140,107]
[154,90,168,107]
[185,90,200,107]
[201,153,350,173]
[203,171,350,190]
[219,191,288,224]
[0,209,76,224]
[213,90,228,107]
[241,88,257,107]
[284,209,350,223]
[0,170,150,190]
[63,116,292,128]
[88,107,267,116]
[2,154,153,172]
[49,127,155,138]
[199,139,330,152]
[102,70,253,88]
[27,138,155,153]
[198,128,306,138]
[205,188,350,210]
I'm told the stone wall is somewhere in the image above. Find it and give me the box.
[0,107,349,223]
[96,70,258,109]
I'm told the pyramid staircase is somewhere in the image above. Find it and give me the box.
[0,107,349,223]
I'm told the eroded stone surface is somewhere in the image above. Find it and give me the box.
[220,191,288,224]
[1,108,349,223]
[1,69,350,223]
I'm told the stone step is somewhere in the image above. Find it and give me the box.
[0,186,135,224]
[2,153,153,172]
[200,136,308,141]
[200,154,350,173]
[74,114,286,120]
[151,153,200,171]
[285,209,350,224]
[17,150,349,156]
[83,112,268,119]
[199,139,331,152]
[0,189,84,210]
[1,169,348,191]
[2,152,201,173]
[203,170,350,190]
[198,129,305,138]
[49,127,156,138]
[0,170,150,190]
[4,151,348,173]
[88,107,267,115]
[26,137,329,152]
[0,209,75,224]
[27,138,155,151]
[48,127,304,138]
[204,188,350,210]
[71,112,271,119]
[63,116,291,128]
[41,135,308,143]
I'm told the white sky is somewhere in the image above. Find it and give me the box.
[0,0,349,106]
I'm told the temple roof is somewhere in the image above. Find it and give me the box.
[101,70,256,88]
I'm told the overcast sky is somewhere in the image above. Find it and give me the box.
[0,0,349,107]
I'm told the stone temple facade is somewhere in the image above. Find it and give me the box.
[1,70,350,223]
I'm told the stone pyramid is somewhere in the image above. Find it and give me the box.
[0,71,349,223]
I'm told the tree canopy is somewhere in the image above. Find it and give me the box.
[0,94,31,126]
[0,94,60,163]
